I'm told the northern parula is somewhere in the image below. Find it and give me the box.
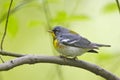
[48,26,110,58]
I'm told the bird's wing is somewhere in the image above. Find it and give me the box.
[59,34,98,49]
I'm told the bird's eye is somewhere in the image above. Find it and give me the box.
[59,35,62,37]
[52,26,62,35]
[53,28,60,33]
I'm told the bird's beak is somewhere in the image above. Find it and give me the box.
[48,30,53,33]
[48,30,56,38]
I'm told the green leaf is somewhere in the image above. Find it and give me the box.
[28,20,43,27]
[102,3,118,13]
[69,15,90,21]
[51,11,67,23]
[8,16,18,37]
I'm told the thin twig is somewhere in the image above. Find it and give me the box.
[0,56,4,63]
[0,0,13,63]
[115,0,120,13]
[0,54,119,80]
[0,0,13,50]
[42,0,51,29]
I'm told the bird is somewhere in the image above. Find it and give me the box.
[48,26,111,59]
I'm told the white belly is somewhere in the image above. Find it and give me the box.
[56,43,88,57]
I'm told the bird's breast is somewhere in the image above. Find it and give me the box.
[53,39,87,57]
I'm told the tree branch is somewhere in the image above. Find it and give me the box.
[0,51,120,80]
[0,51,25,57]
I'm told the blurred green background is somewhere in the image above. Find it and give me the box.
[0,0,120,80]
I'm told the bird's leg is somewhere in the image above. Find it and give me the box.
[59,55,69,62]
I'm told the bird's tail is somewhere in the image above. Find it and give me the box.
[92,43,111,47]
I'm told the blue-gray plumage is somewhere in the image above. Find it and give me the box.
[49,26,111,57]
